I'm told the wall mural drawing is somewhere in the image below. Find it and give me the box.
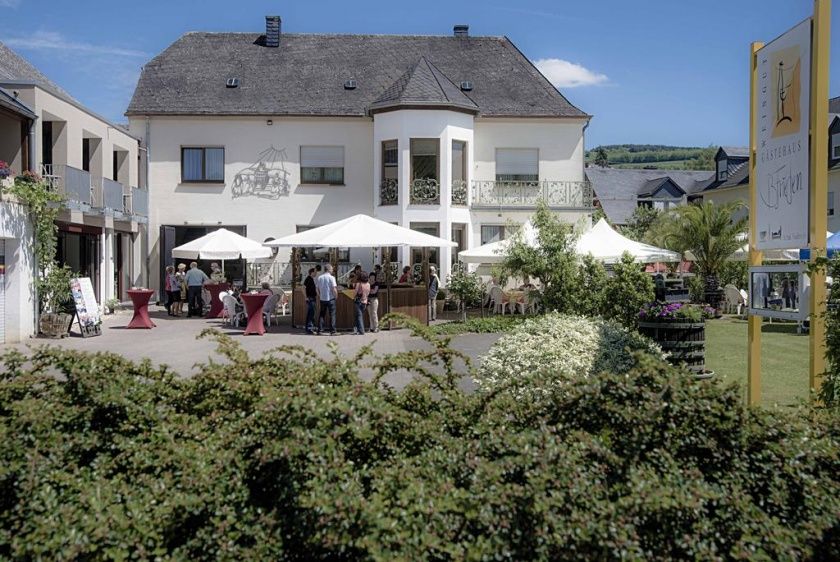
[231,146,291,199]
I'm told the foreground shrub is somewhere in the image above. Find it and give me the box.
[477,312,661,402]
[1,321,839,560]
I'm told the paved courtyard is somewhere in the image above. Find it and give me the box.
[1,306,502,391]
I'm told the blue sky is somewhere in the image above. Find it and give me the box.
[1,0,838,148]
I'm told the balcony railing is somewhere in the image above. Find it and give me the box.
[41,163,92,206]
[130,186,149,216]
[471,180,593,209]
[380,178,398,206]
[451,179,468,206]
[409,178,440,205]
[91,176,125,212]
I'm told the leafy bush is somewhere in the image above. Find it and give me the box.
[477,313,662,402]
[719,260,749,290]
[638,301,715,322]
[602,252,655,328]
[820,256,840,407]
[2,322,839,560]
[575,254,608,317]
[446,262,484,321]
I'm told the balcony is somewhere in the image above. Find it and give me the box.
[91,176,125,213]
[380,178,398,206]
[129,186,149,217]
[451,179,468,206]
[41,164,92,206]
[409,178,440,205]
[471,180,593,209]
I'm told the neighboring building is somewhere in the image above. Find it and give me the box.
[127,17,593,290]
[586,167,710,225]
[0,43,148,340]
[827,107,840,233]
[0,85,36,343]
[692,146,750,221]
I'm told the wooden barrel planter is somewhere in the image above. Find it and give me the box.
[638,319,707,375]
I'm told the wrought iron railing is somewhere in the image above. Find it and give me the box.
[451,179,468,206]
[471,180,593,209]
[409,178,440,205]
[380,178,398,206]
[41,163,92,205]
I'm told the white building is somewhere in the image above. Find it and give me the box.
[127,17,593,291]
[0,42,149,342]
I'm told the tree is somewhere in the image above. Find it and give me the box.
[602,252,655,328]
[575,255,608,318]
[621,206,662,242]
[446,262,484,322]
[683,145,716,171]
[501,201,580,313]
[593,146,610,167]
[654,201,747,293]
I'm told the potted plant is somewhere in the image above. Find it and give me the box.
[435,289,446,318]
[104,297,120,314]
[39,265,76,338]
[637,301,715,378]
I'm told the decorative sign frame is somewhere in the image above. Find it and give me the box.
[69,277,102,337]
[748,263,808,321]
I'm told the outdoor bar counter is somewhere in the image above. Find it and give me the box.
[292,284,428,330]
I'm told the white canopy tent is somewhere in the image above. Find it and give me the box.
[172,228,272,273]
[458,218,680,265]
[263,214,458,249]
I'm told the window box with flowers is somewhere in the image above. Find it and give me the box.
[637,302,715,378]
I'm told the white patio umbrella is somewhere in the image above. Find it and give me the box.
[264,214,457,248]
[171,228,272,275]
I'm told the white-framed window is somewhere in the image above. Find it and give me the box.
[832,134,840,160]
[300,146,345,185]
[382,140,398,182]
[481,225,506,245]
[410,139,440,182]
[716,158,728,182]
[181,147,225,183]
[829,191,835,217]
[496,148,538,182]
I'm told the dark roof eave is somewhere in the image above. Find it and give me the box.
[0,92,36,119]
[367,102,479,116]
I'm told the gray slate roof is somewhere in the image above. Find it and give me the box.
[586,167,712,225]
[0,41,74,100]
[369,57,478,114]
[830,96,840,113]
[127,33,587,118]
[719,146,749,158]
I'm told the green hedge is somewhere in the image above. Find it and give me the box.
[1,323,839,560]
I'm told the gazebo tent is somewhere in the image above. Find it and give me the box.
[265,214,456,328]
[457,222,538,265]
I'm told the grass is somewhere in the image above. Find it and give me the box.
[431,314,530,335]
[705,316,810,406]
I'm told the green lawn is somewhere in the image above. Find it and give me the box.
[705,317,810,406]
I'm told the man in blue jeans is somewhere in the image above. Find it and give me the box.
[185,261,209,317]
[315,263,338,335]
[303,267,318,334]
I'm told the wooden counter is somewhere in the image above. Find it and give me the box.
[292,285,428,330]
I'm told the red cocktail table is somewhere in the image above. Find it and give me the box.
[241,292,269,335]
[126,289,156,329]
[205,283,230,318]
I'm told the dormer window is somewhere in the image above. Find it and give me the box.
[717,158,728,181]
[832,133,840,159]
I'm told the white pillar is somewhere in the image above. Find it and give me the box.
[100,228,115,303]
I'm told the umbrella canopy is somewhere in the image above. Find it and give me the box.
[458,222,539,264]
[799,231,839,260]
[575,219,681,264]
[171,228,272,260]
[264,214,457,248]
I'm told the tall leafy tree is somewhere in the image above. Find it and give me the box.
[683,145,717,171]
[653,201,747,291]
[593,146,610,168]
[621,206,662,242]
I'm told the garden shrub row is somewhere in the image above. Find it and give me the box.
[1,318,839,560]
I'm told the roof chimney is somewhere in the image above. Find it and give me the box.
[453,24,469,37]
[265,16,281,47]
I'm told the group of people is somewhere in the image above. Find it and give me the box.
[164,261,273,318]
[302,264,382,335]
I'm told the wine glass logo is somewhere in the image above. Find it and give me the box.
[771,46,801,138]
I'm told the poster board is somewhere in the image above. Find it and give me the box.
[748,264,808,321]
[754,18,812,250]
[69,277,102,337]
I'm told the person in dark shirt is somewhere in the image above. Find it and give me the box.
[304,267,318,334]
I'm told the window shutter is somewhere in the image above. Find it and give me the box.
[496,148,538,176]
[301,146,344,168]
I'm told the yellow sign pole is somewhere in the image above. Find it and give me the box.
[747,41,764,406]
[809,0,831,397]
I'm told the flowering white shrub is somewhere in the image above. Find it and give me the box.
[477,313,662,400]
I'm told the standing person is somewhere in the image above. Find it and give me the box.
[164,265,180,316]
[303,267,318,334]
[175,263,188,316]
[367,271,380,333]
[316,263,338,335]
[353,272,370,335]
[185,262,209,317]
[428,265,440,321]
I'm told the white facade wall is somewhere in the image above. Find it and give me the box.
[0,197,35,342]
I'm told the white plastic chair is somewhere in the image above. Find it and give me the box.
[723,284,746,315]
[278,291,290,316]
[516,290,540,315]
[222,294,244,326]
[262,293,281,326]
[489,286,511,315]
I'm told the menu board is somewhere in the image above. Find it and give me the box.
[70,277,101,335]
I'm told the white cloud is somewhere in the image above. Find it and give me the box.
[2,30,147,58]
[0,0,21,8]
[533,58,608,88]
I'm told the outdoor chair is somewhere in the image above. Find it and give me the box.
[489,286,511,315]
[221,295,244,327]
[516,290,540,315]
[262,293,281,326]
[278,291,290,316]
[724,284,746,315]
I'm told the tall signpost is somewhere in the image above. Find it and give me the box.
[748,0,830,404]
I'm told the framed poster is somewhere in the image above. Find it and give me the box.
[755,18,811,250]
[748,264,808,321]
[69,277,102,337]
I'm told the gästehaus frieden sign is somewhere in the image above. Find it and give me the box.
[755,18,811,251]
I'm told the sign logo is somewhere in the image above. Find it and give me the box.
[231,146,291,199]
[771,46,802,138]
